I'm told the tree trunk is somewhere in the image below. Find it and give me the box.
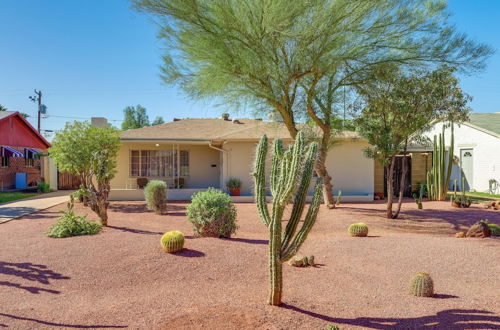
[386,157,396,219]
[315,143,335,209]
[392,153,408,219]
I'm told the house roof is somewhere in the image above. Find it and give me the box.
[467,113,500,137]
[120,118,361,142]
[0,111,51,149]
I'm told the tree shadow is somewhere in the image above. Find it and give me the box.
[0,261,70,285]
[107,225,163,235]
[0,207,37,219]
[433,294,459,299]
[0,312,126,328]
[0,281,60,294]
[282,305,500,329]
[175,249,205,258]
[222,237,268,245]
[108,203,187,216]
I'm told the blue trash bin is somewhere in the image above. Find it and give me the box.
[15,172,27,189]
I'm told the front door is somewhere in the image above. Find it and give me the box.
[460,149,473,191]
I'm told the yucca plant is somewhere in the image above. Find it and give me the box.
[253,131,323,306]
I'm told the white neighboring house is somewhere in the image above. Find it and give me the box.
[426,113,500,193]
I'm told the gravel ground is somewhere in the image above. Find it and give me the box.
[0,199,499,329]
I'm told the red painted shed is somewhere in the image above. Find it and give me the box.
[0,111,50,149]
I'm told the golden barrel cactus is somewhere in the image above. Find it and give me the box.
[408,272,434,297]
[160,231,185,253]
[348,222,369,237]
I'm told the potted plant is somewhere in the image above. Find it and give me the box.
[226,178,241,196]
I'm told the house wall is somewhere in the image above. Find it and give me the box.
[111,142,221,189]
[224,139,374,197]
[425,122,500,193]
[0,147,44,190]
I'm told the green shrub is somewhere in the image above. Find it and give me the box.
[187,188,237,238]
[225,177,241,189]
[46,202,101,238]
[326,325,340,330]
[144,180,167,214]
[160,231,185,253]
[487,223,500,236]
[38,182,50,193]
[408,272,434,297]
[348,222,369,237]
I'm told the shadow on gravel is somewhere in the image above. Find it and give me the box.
[107,225,163,235]
[0,262,69,295]
[282,305,500,329]
[108,203,186,216]
[175,249,205,258]
[0,262,70,285]
[0,313,126,329]
[222,237,268,245]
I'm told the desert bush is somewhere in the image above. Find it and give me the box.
[144,180,167,214]
[38,182,50,193]
[408,272,434,297]
[187,188,237,238]
[484,220,500,236]
[326,325,340,330]
[46,199,101,238]
[348,222,369,237]
[160,231,185,253]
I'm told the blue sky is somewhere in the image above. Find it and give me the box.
[0,1,499,137]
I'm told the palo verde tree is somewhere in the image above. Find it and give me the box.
[355,66,471,219]
[50,121,121,225]
[133,0,491,208]
[253,131,323,306]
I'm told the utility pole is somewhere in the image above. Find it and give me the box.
[29,89,42,132]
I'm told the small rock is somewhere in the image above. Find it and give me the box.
[455,232,466,238]
[466,221,492,238]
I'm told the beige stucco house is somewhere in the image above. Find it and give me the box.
[109,117,374,202]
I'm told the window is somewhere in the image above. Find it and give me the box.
[130,149,189,177]
[1,147,9,167]
[24,148,36,166]
[1,155,8,167]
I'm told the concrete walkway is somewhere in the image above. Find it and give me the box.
[0,190,72,223]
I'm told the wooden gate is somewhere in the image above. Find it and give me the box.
[384,155,412,197]
[57,171,81,190]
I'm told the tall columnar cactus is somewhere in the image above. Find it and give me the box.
[427,123,454,201]
[253,131,323,306]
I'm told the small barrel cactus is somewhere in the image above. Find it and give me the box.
[408,272,434,297]
[348,222,369,237]
[487,223,500,236]
[160,231,185,253]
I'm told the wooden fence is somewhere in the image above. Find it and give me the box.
[57,171,81,190]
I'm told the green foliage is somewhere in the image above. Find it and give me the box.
[160,231,185,253]
[144,180,168,214]
[187,188,237,238]
[49,121,121,225]
[356,67,470,219]
[253,131,323,305]
[451,178,471,208]
[336,190,342,207]
[121,105,150,130]
[348,223,369,237]
[326,325,340,330]
[46,198,101,238]
[151,116,165,125]
[37,182,50,193]
[0,192,37,204]
[487,223,500,237]
[408,272,434,297]
[225,178,241,189]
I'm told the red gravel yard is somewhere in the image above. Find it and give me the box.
[1,200,499,329]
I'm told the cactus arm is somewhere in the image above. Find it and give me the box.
[270,139,284,196]
[280,132,305,204]
[253,135,271,227]
[282,142,317,248]
[281,177,323,262]
[444,122,454,199]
